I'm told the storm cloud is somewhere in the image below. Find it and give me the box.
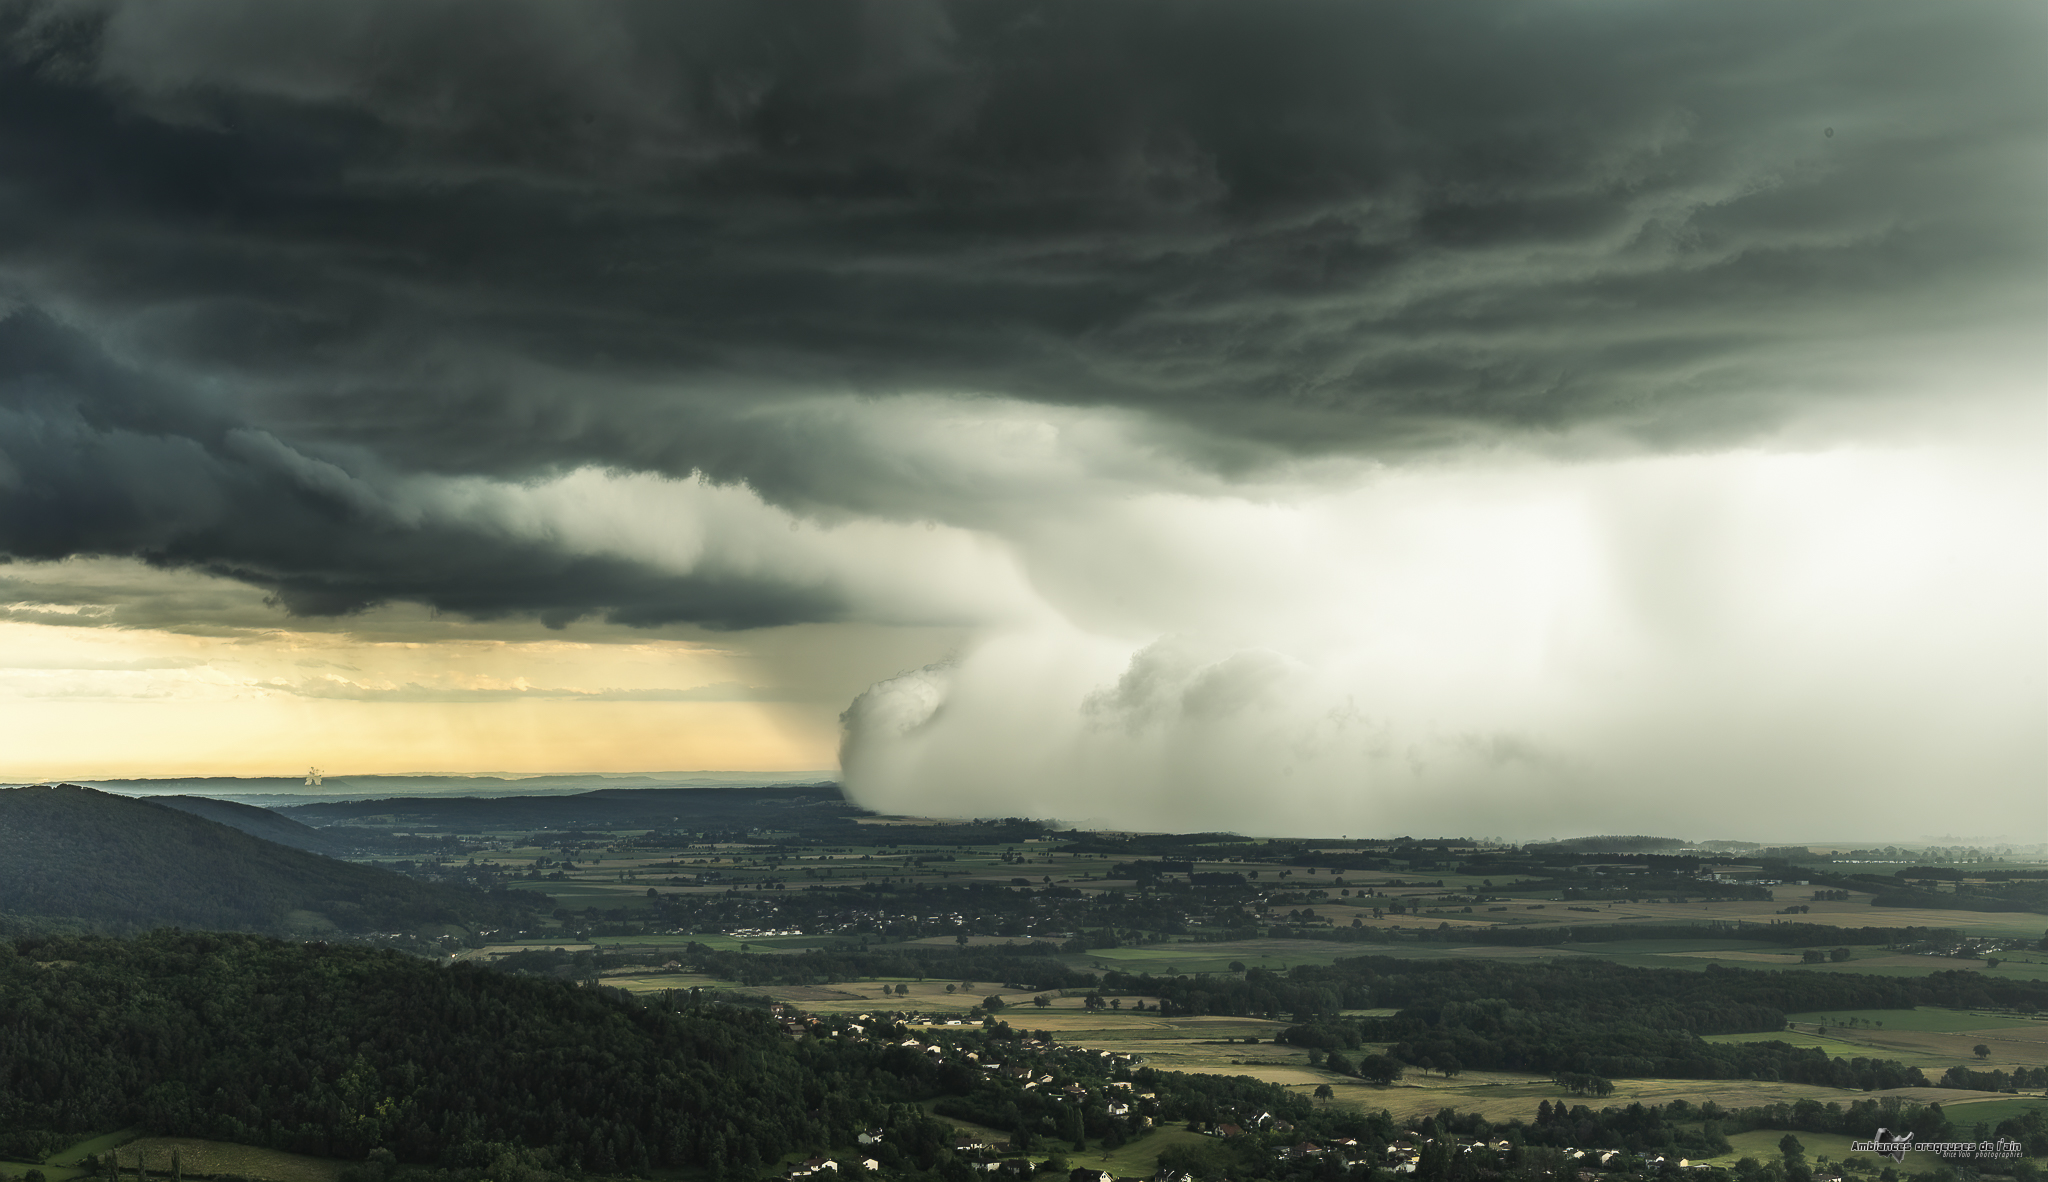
[0,1,2041,834]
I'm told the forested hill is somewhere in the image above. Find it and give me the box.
[0,785,536,935]
[148,794,348,854]
[276,782,867,836]
[0,931,938,1169]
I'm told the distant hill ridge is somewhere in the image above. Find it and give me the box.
[0,784,534,935]
[149,794,348,854]
[276,782,862,832]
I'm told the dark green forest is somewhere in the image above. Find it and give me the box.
[0,931,965,1171]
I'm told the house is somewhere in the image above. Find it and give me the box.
[857,1131,885,1146]
[1068,1170,1113,1182]
[1216,1123,1246,1138]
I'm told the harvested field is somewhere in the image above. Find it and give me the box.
[1844,1028,2048,1067]
[1301,1075,2013,1124]
[114,1140,344,1182]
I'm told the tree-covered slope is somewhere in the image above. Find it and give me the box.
[149,794,348,854]
[0,931,996,1171]
[0,785,534,934]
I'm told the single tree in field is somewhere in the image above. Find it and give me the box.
[1780,1135,1805,1160]
[1974,1044,1991,1059]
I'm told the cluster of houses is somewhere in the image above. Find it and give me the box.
[761,1011,1734,1182]
[786,1155,883,1178]
[1198,1118,1716,1178]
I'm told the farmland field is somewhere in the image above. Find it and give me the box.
[1784,1007,2044,1032]
[118,1139,347,1182]
[1305,1075,2016,1126]
[1704,1008,2048,1070]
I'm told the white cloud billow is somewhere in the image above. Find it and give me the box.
[838,417,2045,841]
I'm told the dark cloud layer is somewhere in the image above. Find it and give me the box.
[0,310,847,626]
[0,0,2041,627]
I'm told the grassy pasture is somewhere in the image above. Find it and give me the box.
[1066,1128,1218,1176]
[920,1107,1012,1146]
[46,1130,140,1168]
[0,1160,87,1180]
[1941,1095,2048,1133]
[1696,1129,1861,1167]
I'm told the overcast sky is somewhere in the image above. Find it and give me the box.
[1,0,2041,841]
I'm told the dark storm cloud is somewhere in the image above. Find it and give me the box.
[0,309,847,627]
[0,0,2040,625]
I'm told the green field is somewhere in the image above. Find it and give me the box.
[46,1130,140,1168]
[1942,1095,2048,1134]
[1703,1030,1922,1061]
[918,1100,1230,1175]
[1082,942,1364,973]
[1696,1129,1861,1167]
[1074,1127,1217,1176]
[1784,1007,2039,1033]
